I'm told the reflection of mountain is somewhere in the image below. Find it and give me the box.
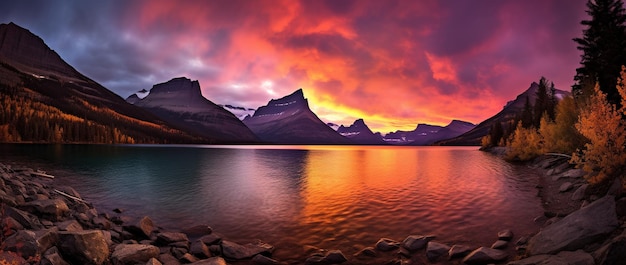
[383,120,475,145]
[0,22,200,143]
[243,89,350,144]
[337,119,385,145]
[438,82,570,145]
[127,77,258,143]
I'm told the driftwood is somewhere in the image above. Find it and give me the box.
[54,189,89,204]
[31,171,55,179]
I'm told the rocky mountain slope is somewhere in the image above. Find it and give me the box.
[0,22,201,143]
[438,82,569,146]
[127,77,258,143]
[243,89,350,144]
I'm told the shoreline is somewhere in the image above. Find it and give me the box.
[1,151,624,265]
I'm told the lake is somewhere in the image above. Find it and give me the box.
[0,144,542,262]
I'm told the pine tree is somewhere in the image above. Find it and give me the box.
[521,96,534,128]
[573,0,626,106]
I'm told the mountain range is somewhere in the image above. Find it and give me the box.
[0,22,564,146]
[126,77,258,143]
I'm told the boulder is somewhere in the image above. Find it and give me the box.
[448,244,473,259]
[21,199,69,221]
[190,257,227,265]
[491,240,508,249]
[199,233,222,245]
[402,235,434,251]
[42,246,70,265]
[559,182,573,192]
[507,250,594,265]
[426,241,450,261]
[5,206,43,229]
[181,225,213,240]
[593,230,626,265]
[616,197,626,217]
[58,230,109,265]
[111,244,160,265]
[2,230,39,259]
[354,247,377,258]
[571,184,589,201]
[56,220,83,232]
[251,254,281,265]
[124,216,155,238]
[462,247,508,264]
[145,258,162,265]
[498,229,514,241]
[180,253,199,263]
[607,177,623,197]
[156,232,189,245]
[323,250,348,263]
[562,169,585,179]
[190,240,211,259]
[35,228,60,254]
[528,196,618,255]
[158,253,181,265]
[221,240,274,260]
[375,238,400,251]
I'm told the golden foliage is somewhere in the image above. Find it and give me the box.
[571,83,626,184]
[539,96,585,154]
[505,121,542,161]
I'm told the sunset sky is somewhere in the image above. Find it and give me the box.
[1,0,588,133]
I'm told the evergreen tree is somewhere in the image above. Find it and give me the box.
[521,96,534,128]
[573,0,626,106]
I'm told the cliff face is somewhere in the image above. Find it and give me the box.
[0,22,80,79]
[129,77,259,143]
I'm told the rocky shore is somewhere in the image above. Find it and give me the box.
[1,153,625,265]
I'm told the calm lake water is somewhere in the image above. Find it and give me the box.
[1,144,542,262]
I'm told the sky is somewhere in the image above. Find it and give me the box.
[0,0,588,133]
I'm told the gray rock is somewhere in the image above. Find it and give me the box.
[462,247,508,264]
[181,225,213,240]
[516,236,529,246]
[375,238,400,251]
[111,244,160,265]
[145,258,163,265]
[507,250,594,265]
[402,235,434,251]
[158,253,181,265]
[426,241,450,261]
[593,230,626,265]
[563,169,585,179]
[180,253,200,263]
[5,206,42,229]
[56,220,83,232]
[571,184,588,201]
[190,257,227,265]
[354,247,377,258]
[21,199,69,221]
[58,230,109,265]
[156,232,189,245]
[559,182,573,192]
[124,216,155,238]
[323,250,347,263]
[199,233,222,245]
[251,254,280,265]
[35,228,60,254]
[498,229,514,241]
[528,196,618,255]
[221,240,274,260]
[448,244,473,259]
[190,240,211,259]
[607,177,622,197]
[491,240,508,249]
[42,246,70,265]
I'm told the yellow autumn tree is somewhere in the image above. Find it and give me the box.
[505,121,542,161]
[539,96,585,154]
[571,82,626,184]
